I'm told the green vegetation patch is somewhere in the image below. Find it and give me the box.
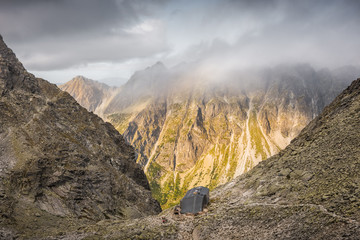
[226,151,238,180]
[107,113,132,133]
[248,110,270,160]
[147,161,163,180]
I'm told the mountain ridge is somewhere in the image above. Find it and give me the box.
[0,35,161,238]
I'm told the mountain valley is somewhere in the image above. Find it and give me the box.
[2,0,360,239]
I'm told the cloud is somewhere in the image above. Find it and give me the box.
[1,0,168,70]
[169,0,360,72]
[1,0,360,83]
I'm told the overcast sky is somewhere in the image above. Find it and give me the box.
[1,0,360,85]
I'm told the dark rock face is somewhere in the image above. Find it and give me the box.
[0,35,160,238]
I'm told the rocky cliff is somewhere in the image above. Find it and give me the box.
[62,62,352,208]
[61,77,360,240]
[0,35,161,239]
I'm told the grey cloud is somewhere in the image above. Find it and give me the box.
[0,0,168,70]
[174,0,360,72]
[1,0,360,76]
[0,0,165,40]
[17,32,168,70]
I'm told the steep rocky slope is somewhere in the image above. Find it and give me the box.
[64,77,360,240]
[0,35,160,239]
[63,63,352,208]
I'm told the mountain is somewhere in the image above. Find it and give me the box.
[62,62,353,208]
[65,77,360,239]
[0,35,161,239]
[59,76,117,117]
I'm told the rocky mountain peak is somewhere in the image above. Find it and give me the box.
[0,35,23,69]
[151,61,166,70]
[59,75,113,113]
[70,75,99,84]
[66,75,111,88]
[0,36,38,96]
[71,75,88,82]
[132,61,167,80]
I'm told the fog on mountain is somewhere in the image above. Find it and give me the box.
[1,0,360,239]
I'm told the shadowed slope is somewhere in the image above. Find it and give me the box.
[0,35,161,238]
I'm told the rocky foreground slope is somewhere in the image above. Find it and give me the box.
[62,63,352,208]
[0,36,160,239]
[61,77,360,239]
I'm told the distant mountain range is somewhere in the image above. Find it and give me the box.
[60,62,358,208]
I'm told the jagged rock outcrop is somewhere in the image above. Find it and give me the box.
[0,35,161,238]
[104,61,168,115]
[62,77,360,240]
